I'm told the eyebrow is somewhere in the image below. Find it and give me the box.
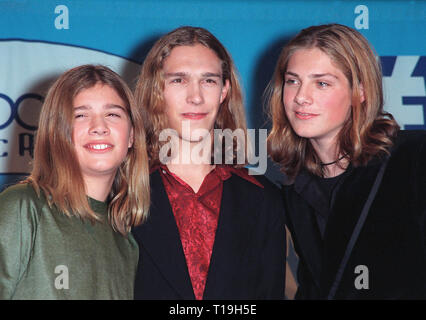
[73,104,126,111]
[163,72,187,78]
[163,72,222,78]
[202,72,222,78]
[285,71,339,79]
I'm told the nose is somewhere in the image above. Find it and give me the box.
[89,116,109,135]
[294,83,312,105]
[186,81,203,105]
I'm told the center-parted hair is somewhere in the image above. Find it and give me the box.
[27,64,150,235]
[267,24,399,180]
[134,26,248,167]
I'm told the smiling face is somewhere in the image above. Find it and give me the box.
[162,44,229,143]
[72,83,133,182]
[283,47,354,149]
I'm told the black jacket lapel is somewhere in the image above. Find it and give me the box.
[133,171,194,299]
[285,172,323,290]
[321,161,383,296]
[203,175,260,299]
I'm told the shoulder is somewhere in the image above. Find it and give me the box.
[387,130,426,167]
[395,129,426,141]
[229,167,281,194]
[392,130,426,154]
[228,168,285,216]
[0,183,40,204]
[0,183,46,222]
[0,183,47,298]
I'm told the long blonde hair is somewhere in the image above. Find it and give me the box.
[27,64,150,235]
[135,26,248,167]
[267,24,399,180]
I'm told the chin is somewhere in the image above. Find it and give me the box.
[179,130,213,143]
[84,163,120,176]
[180,137,211,144]
[291,127,318,139]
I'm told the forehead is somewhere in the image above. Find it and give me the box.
[286,47,351,85]
[73,84,125,106]
[289,48,339,70]
[162,44,223,73]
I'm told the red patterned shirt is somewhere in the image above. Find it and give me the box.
[158,165,263,300]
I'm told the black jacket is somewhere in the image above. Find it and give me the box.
[132,169,287,299]
[284,130,426,299]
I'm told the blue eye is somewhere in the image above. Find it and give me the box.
[318,81,329,88]
[285,78,298,85]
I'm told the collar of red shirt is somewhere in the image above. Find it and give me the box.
[151,164,264,189]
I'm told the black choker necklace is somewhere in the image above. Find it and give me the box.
[320,154,347,166]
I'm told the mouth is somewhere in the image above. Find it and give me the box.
[181,112,208,120]
[294,111,319,120]
[84,143,113,152]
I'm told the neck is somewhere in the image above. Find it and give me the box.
[309,136,339,164]
[83,174,115,202]
[320,153,347,166]
[165,137,215,193]
[166,162,215,194]
[309,137,348,178]
[321,162,347,178]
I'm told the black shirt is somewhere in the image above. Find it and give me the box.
[296,167,352,238]
[314,174,342,236]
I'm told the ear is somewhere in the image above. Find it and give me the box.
[128,127,134,148]
[220,79,230,104]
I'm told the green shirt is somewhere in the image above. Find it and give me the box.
[0,183,138,300]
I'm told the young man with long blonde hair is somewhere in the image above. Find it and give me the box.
[132,26,286,300]
[268,24,426,299]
